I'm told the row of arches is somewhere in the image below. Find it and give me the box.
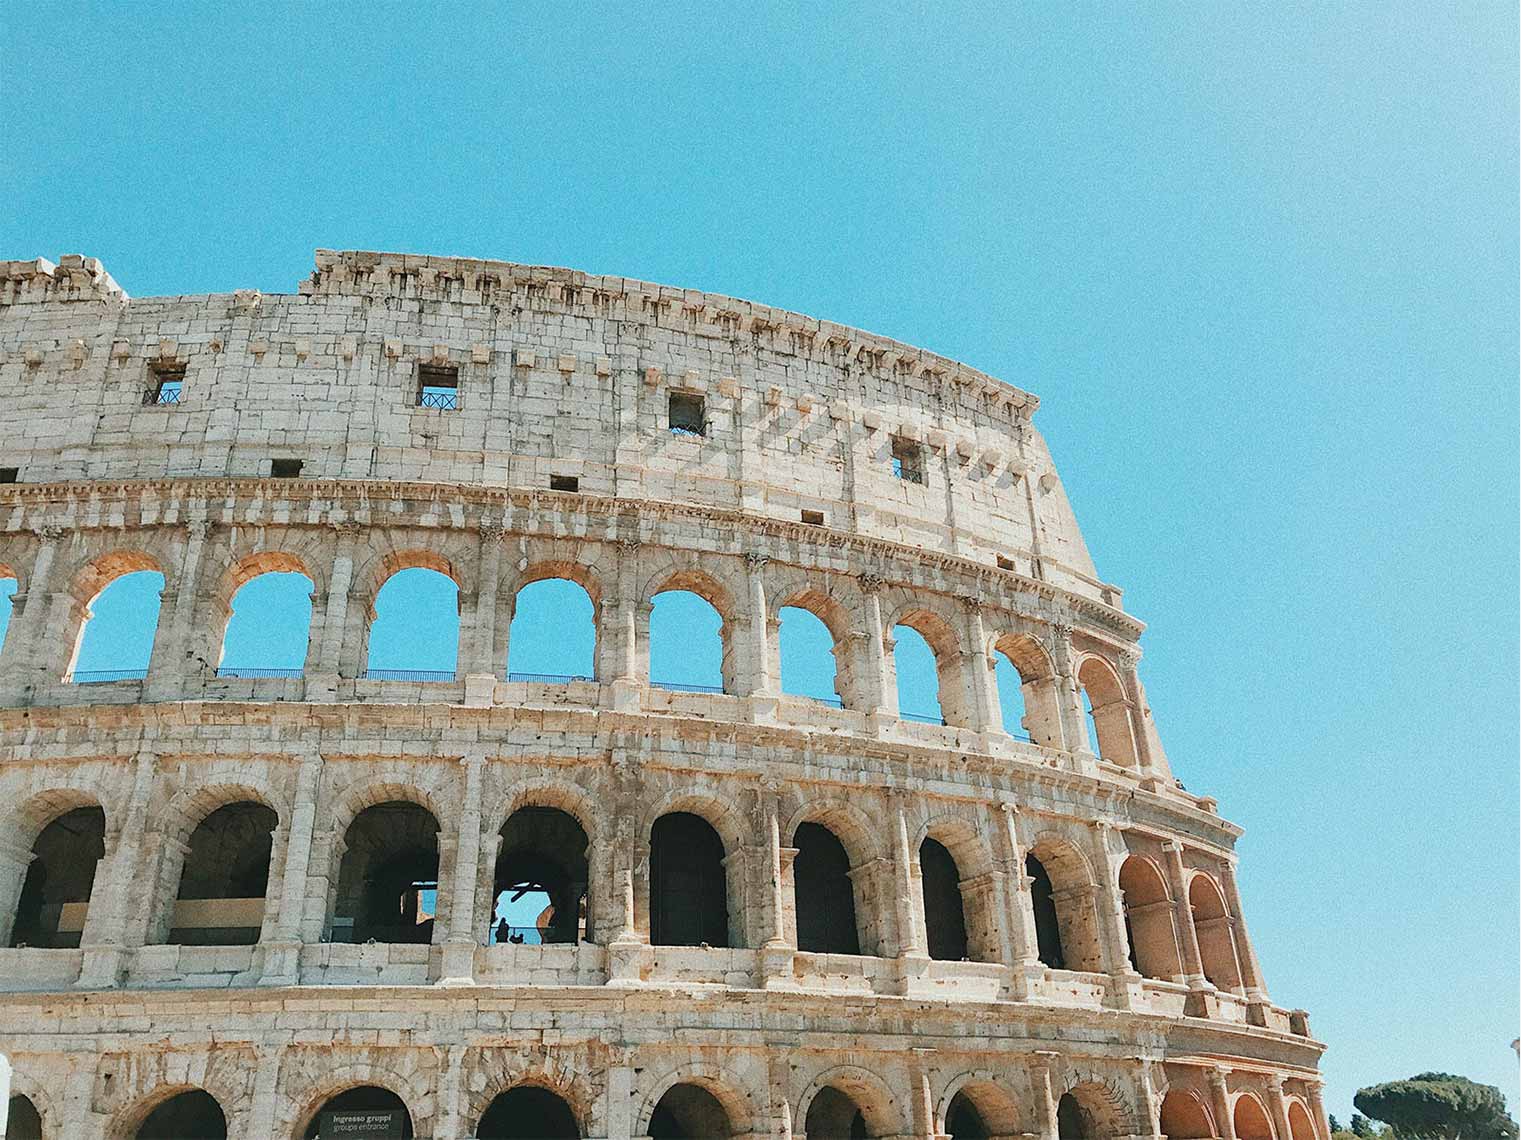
[33,550,1139,760]
[5,1072,1323,1139]
[8,786,1249,996]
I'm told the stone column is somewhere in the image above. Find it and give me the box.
[605,1046,636,1140]
[606,755,649,985]
[0,837,35,948]
[1219,859,1270,1007]
[767,1049,795,1140]
[893,801,926,959]
[311,520,361,695]
[1161,840,1215,1018]
[260,751,323,986]
[995,803,1040,997]
[0,524,66,701]
[744,553,775,698]
[958,596,1000,733]
[439,751,485,986]
[1265,1077,1294,1140]
[1029,1052,1059,1140]
[1090,823,1140,1008]
[146,520,213,700]
[909,1049,936,1140]
[1047,623,1091,758]
[77,750,156,989]
[1305,1083,1330,1140]
[758,784,795,987]
[1136,1059,1165,1140]
[244,1045,284,1138]
[1207,1069,1237,1140]
[435,1043,468,1140]
[463,522,504,705]
[859,574,893,717]
[1116,651,1157,773]
[603,539,643,711]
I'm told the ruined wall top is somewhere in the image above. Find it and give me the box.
[0,255,126,306]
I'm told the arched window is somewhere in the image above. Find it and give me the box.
[1234,1095,1274,1140]
[1119,855,1182,980]
[792,823,860,956]
[10,806,105,948]
[1057,1092,1099,1140]
[947,1091,990,1140]
[1026,853,1065,969]
[332,802,440,944]
[805,1086,872,1140]
[492,807,589,945]
[217,569,313,677]
[650,812,729,947]
[166,802,278,945]
[477,1086,579,1139]
[1288,1101,1317,1140]
[649,1083,735,1139]
[304,1087,413,1139]
[68,568,164,682]
[778,605,842,706]
[1159,1090,1215,1139]
[136,1090,226,1139]
[919,837,968,961]
[0,574,18,657]
[366,566,459,680]
[1077,658,1137,766]
[7,1094,42,1140]
[649,589,725,693]
[507,579,595,681]
[892,625,942,724]
[1189,875,1244,992]
[993,634,1062,746]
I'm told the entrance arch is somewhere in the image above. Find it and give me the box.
[476,1085,580,1139]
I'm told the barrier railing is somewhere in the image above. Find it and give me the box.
[506,672,591,684]
[66,669,148,684]
[216,667,304,679]
[362,669,457,682]
[900,710,947,726]
[650,680,724,694]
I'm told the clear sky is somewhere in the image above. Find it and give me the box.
[7,2,1518,1120]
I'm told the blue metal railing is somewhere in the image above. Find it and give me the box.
[217,667,304,679]
[506,672,591,684]
[797,693,845,708]
[362,669,457,682]
[418,389,458,410]
[651,680,724,694]
[900,709,947,726]
[67,668,148,684]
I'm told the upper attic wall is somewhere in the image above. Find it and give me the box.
[0,249,1116,608]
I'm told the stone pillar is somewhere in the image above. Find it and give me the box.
[1207,1069,1237,1140]
[909,1049,936,1140]
[859,574,893,717]
[759,784,796,987]
[77,750,156,988]
[1305,1083,1330,1140]
[244,1045,284,1139]
[1090,823,1141,1008]
[605,1047,636,1140]
[1161,842,1206,983]
[0,837,34,947]
[260,751,323,986]
[311,521,361,693]
[440,751,485,985]
[603,539,643,711]
[0,524,66,700]
[995,803,1040,997]
[1029,1052,1059,1140]
[1116,651,1157,773]
[1047,623,1091,758]
[463,522,504,705]
[893,801,926,959]
[1136,1059,1165,1140]
[1265,1077,1294,1140]
[1219,860,1270,1008]
[606,756,649,985]
[145,520,212,700]
[958,596,1000,733]
[435,1043,468,1140]
[744,553,775,698]
[767,1049,795,1140]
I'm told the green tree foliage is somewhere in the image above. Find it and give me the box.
[1354,1073,1517,1140]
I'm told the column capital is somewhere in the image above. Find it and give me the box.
[744,552,770,571]
[857,571,887,592]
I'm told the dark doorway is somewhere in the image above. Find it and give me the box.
[1057,1093,1094,1140]
[476,1086,580,1139]
[805,1086,871,1140]
[650,812,729,947]
[492,808,589,945]
[332,803,440,944]
[7,1096,43,1140]
[920,837,968,961]
[171,801,277,945]
[946,1091,990,1140]
[793,823,859,955]
[137,1089,227,1139]
[648,1083,734,1139]
[305,1086,413,1138]
[1027,853,1066,969]
[11,806,105,948]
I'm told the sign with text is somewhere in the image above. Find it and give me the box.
[319,1108,405,1138]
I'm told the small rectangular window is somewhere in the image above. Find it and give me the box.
[891,437,924,483]
[549,474,579,492]
[996,555,1016,572]
[801,509,825,526]
[668,392,706,437]
[417,364,459,410]
[0,468,18,484]
[270,459,304,478]
[145,362,186,406]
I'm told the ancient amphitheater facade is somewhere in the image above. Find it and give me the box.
[0,251,1324,1140]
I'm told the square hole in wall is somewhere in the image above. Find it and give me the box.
[800,509,825,526]
[549,474,579,492]
[270,459,304,478]
[144,361,185,406]
[891,436,924,483]
[417,363,459,410]
[0,468,18,484]
[668,391,706,437]
[997,555,1016,572]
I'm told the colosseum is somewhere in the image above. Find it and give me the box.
[0,250,1325,1140]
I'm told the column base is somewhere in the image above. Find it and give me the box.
[747,694,779,724]
[1103,969,1144,1010]
[608,679,642,713]
[436,941,478,987]
[1183,980,1218,1019]
[1001,959,1043,1001]
[257,940,303,987]
[76,944,126,990]
[893,951,932,996]
[604,937,651,985]
[759,941,796,989]
[304,671,341,703]
[462,673,498,708]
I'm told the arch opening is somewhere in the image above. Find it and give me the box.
[649,589,726,693]
[1119,855,1182,981]
[0,574,17,658]
[1026,840,1104,972]
[946,1090,990,1140]
[920,837,968,961]
[1057,1092,1101,1140]
[891,623,943,725]
[1287,1101,1316,1140]
[507,578,596,682]
[135,1089,227,1139]
[1026,852,1065,970]
[1077,658,1137,766]
[1159,1090,1215,1139]
[476,1085,580,1139]
[365,566,460,681]
[778,604,843,707]
[10,805,106,948]
[7,1094,42,1140]
[792,822,860,955]
[1234,1095,1274,1140]
[332,802,440,944]
[304,1086,413,1139]
[993,634,1062,746]
[649,1082,735,1140]
[217,569,313,677]
[492,807,589,945]
[650,811,729,947]
[1189,875,1244,991]
[166,801,278,945]
[68,568,164,683]
[805,1086,873,1140]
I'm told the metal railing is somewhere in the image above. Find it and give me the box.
[506,671,591,684]
[362,668,458,682]
[216,667,304,679]
[900,709,947,726]
[650,680,724,694]
[143,385,182,406]
[417,389,458,410]
[66,668,148,684]
[794,692,844,708]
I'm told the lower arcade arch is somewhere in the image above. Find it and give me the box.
[7,1095,43,1140]
[476,1085,581,1139]
[1288,1100,1317,1140]
[492,807,590,945]
[302,1085,414,1139]
[647,1081,737,1140]
[940,1079,1022,1140]
[162,800,278,945]
[130,1089,228,1140]
[1159,1089,1215,1139]
[331,801,441,945]
[9,804,106,949]
[1234,1094,1275,1140]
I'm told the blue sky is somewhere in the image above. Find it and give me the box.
[7,2,1517,1118]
